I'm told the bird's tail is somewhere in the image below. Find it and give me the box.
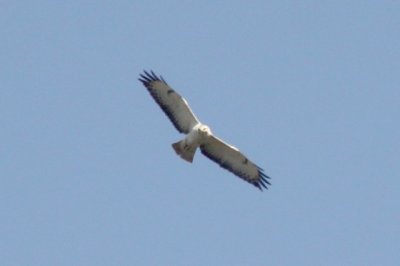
[172,140,197,163]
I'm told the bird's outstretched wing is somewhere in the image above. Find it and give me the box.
[200,135,271,190]
[139,70,200,133]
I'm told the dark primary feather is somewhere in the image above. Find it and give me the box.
[200,145,271,191]
[138,70,167,85]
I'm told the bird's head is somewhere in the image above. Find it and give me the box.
[198,125,211,137]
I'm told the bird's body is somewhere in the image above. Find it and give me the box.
[172,123,212,163]
[139,70,271,190]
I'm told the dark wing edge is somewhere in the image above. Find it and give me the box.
[138,70,168,86]
[138,70,188,133]
[254,164,272,191]
[200,146,271,191]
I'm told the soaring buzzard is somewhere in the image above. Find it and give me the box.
[139,70,271,190]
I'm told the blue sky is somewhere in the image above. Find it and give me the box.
[1,1,399,265]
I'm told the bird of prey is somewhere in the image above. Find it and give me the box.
[138,70,271,190]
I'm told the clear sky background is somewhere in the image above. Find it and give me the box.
[1,1,399,265]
